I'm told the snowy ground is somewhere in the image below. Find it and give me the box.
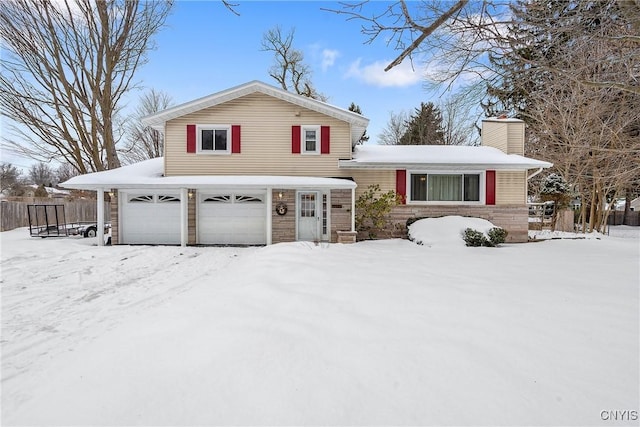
[1,221,638,426]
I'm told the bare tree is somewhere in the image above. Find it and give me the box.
[439,92,479,146]
[0,163,22,193]
[378,111,408,145]
[261,26,326,101]
[485,1,640,233]
[326,1,640,95]
[56,163,79,184]
[120,89,173,164]
[0,0,172,173]
[28,162,56,186]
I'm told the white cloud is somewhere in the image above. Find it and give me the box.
[321,49,340,72]
[344,58,423,88]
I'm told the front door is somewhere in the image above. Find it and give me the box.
[297,191,321,241]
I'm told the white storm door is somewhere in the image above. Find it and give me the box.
[297,191,321,241]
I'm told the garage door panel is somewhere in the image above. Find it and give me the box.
[198,193,266,245]
[121,193,181,244]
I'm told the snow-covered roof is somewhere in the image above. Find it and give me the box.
[339,145,552,170]
[26,184,71,196]
[482,117,525,123]
[141,80,369,145]
[60,158,357,191]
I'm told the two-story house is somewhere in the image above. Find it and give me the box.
[62,81,551,246]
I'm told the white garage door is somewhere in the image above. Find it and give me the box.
[199,193,266,245]
[121,193,181,244]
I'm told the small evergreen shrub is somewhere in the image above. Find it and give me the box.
[462,227,508,247]
[463,228,489,247]
[487,227,508,246]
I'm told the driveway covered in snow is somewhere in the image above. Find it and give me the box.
[1,225,638,426]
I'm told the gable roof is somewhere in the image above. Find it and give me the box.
[141,80,370,144]
[339,145,553,170]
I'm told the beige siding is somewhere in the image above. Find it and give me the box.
[507,122,525,155]
[165,93,352,177]
[350,169,395,198]
[495,171,526,205]
[482,120,525,155]
[481,121,508,153]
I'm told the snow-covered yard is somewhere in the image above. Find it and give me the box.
[1,220,638,426]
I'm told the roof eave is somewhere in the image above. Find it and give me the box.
[142,81,370,129]
[61,180,357,191]
[338,161,553,170]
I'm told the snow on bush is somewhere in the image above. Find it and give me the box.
[407,216,499,247]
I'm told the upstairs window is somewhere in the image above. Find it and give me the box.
[197,125,230,154]
[410,173,481,203]
[301,126,320,154]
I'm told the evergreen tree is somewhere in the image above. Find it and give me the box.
[399,102,445,145]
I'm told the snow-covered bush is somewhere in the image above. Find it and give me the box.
[487,227,508,245]
[540,173,572,231]
[463,227,508,247]
[463,228,488,246]
[540,173,570,196]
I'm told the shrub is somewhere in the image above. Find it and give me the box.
[355,184,400,239]
[462,227,508,247]
[463,228,489,247]
[487,227,508,246]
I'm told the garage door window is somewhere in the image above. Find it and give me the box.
[204,195,231,203]
[235,195,263,203]
[158,195,180,203]
[129,195,154,203]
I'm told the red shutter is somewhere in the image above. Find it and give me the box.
[186,124,196,153]
[321,126,330,154]
[486,170,496,205]
[396,170,407,204]
[292,125,301,154]
[231,125,241,153]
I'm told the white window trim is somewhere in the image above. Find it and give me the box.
[301,125,321,155]
[196,124,231,155]
[406,170,486,205]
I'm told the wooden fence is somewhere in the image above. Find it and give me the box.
[0,198,110,232]
[607,210,640,226]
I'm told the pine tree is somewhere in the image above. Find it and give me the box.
[399,102,445,145]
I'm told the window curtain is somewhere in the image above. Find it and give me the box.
[428,175,462,201]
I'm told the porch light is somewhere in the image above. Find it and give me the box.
[108,191,114,198]
[278,192,283,199]
[188,191,194,199]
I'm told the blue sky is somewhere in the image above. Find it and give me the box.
[134,0,440,142]
[2,1,448,169]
